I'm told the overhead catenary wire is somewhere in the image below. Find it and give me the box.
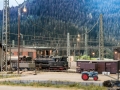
[10,16,99,39]
[15,0,19,5]
[6,0,100,40]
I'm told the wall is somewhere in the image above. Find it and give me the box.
[70,62,76,69]
[11,48,36,59]
[11,48,53,60]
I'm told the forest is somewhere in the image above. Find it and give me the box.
[0,0,120,48]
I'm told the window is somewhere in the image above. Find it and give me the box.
[28,52,33,58]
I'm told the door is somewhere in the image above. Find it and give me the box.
[97,62,105,74]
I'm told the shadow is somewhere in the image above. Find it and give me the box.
[81,78,101,81]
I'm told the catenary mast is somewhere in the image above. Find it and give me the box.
[1,0,10,72]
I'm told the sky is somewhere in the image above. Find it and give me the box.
[0,0,24,10]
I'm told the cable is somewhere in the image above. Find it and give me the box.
[10,0,100,43]
[15,0,19,5]
[10,16,99,39]
[80,17,99,36]
[10,0,100,38]
[87,18,99,34]
[10,18,99,39]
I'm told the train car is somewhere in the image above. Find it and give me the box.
[34,56,68,70]
[10,56,35,70]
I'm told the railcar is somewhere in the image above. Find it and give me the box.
[10,56,34,70]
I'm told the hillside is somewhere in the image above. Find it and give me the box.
[0,0,120,46]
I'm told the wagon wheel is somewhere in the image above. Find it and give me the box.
[93,76,98,81]
[81,74,89,80]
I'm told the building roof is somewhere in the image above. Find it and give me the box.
[76,60,119,62]
[11,46,55,50]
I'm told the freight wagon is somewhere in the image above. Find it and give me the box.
[76,60,120,74]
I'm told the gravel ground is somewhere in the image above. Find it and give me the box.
[0,71,117,90]
[21,72,118,82]
[0,71,118,82]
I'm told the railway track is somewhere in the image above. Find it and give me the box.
[35,69,76,73]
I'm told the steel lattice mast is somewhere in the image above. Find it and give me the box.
[1,0,10,72]
[67,33,70,67]
[99,14,104,60]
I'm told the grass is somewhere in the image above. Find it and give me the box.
[0,81,107,90]
[0,74,21,79]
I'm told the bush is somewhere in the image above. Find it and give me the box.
[80,55,90,60]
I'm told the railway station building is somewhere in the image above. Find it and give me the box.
[11,46,55,60]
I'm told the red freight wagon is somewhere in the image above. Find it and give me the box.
[76,60,119,74]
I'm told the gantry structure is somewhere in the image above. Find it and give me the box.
[1,0,10,72]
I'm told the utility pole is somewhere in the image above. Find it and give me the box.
[0,26,2,42]
[85,27,88,55]
[99,14,104,60]
[74,44,76,61]
[1,0,10,72]
[67,33,70,67]
[17,1,27,74]
[67,33,70,56]
[77,34,80,56]
[20,33,23,55]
